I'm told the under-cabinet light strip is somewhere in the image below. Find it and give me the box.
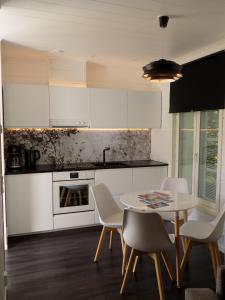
[4,128,150,132]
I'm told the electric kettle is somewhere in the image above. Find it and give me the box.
[24,149,41,167]
[7,145,23,169]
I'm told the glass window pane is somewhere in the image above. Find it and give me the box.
[178,112,194,192]
[198,110,219,202]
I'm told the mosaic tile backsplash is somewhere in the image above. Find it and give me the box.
[4,129,151,166]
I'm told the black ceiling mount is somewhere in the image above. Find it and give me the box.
[159,15,169,28]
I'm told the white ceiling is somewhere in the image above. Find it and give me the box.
[1,0,225,66]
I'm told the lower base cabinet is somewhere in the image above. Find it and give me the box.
[95,168,133,209]
[5,165,168,235]
[132,167,168,191]
[94,166,168,221]
[95,166,168,199]
[53,211,95,229]
[6,173,53,235]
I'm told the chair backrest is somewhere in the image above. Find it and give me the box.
[123,209,173,253]
[208,204,225,242]
[160,177,189,194]
[90,183,121,223]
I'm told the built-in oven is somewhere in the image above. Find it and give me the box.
[53,170,95,215]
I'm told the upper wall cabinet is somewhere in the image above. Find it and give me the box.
[3,85,162,128]
[3,84,49,128]
[49,86,90,127]
[90,88,127,128]
[127,91,161,128]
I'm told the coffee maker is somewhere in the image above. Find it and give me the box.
[24,149,41,167]
[7,145,23,169]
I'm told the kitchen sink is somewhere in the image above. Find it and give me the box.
[93,162,127,167]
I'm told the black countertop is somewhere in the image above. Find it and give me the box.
[5,160,168,175]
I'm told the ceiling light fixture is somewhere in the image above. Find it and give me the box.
[142,16,183,83]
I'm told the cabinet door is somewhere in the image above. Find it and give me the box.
[132,167,168,191]
[3,84,49,127]
[95,169,132,195]
[90,88,127,128]
[54,211,95,229]
[6,173,53,235]
[49,86,90,122]
[95,169,132,208]
[127,91,161,128]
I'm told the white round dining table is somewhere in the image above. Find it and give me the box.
[120,190,200,288]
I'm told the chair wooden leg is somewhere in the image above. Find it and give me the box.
[149,253,165,300]
[173,219,186,253]
[117,227,124,254]
[94,226,108,262]
[122,243,129,276]
[161,251,175,281]
[213,242,222,267]
[120,249,138,295]
[181,237,186,253]
[180,239,193,275]
[109,230,113,250]
[208,242,217,280]
[133,256,139,273]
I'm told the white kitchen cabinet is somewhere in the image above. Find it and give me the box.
[3,83,49,128]
[95,168,133,195]
[132,166,168,191]
[90,88,127,128]
[5,173,53,235]
[49,86,90,126]
[54,211,95,230]
[94,166,167,214]
[127,91,161,128]
[95,168,132,210]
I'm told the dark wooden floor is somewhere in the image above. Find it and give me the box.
[6,225,216,300]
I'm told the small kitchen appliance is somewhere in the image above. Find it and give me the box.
[7,145,23,169]
[24,149,41,167]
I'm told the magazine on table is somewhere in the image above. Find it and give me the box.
[138,191,174,209]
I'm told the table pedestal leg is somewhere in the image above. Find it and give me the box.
[183,210,188,223]
[183,210,188,249]
[175,211,181,288]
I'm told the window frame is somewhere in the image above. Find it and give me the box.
[174,110,224,212]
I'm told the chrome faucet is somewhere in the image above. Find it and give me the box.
[103,147,110,165]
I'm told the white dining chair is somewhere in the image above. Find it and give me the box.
[159,177,189,224]
[120,209,175,300]
[180,205,225,280]
[90,183,124,263]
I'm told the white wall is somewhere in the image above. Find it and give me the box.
[49,56,86,87]
[0,41,6,300]
[86,61,160,92]
[2,42,49,85]
[151,83,173,176]
[2,41,160,93]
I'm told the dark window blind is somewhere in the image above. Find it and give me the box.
[170,51,225,113]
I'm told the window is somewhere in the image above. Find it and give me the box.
[198,111,219,202]
[178,112,194,192]
[177,110,221,207]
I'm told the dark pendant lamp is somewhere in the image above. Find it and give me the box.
[143,16,183,83]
